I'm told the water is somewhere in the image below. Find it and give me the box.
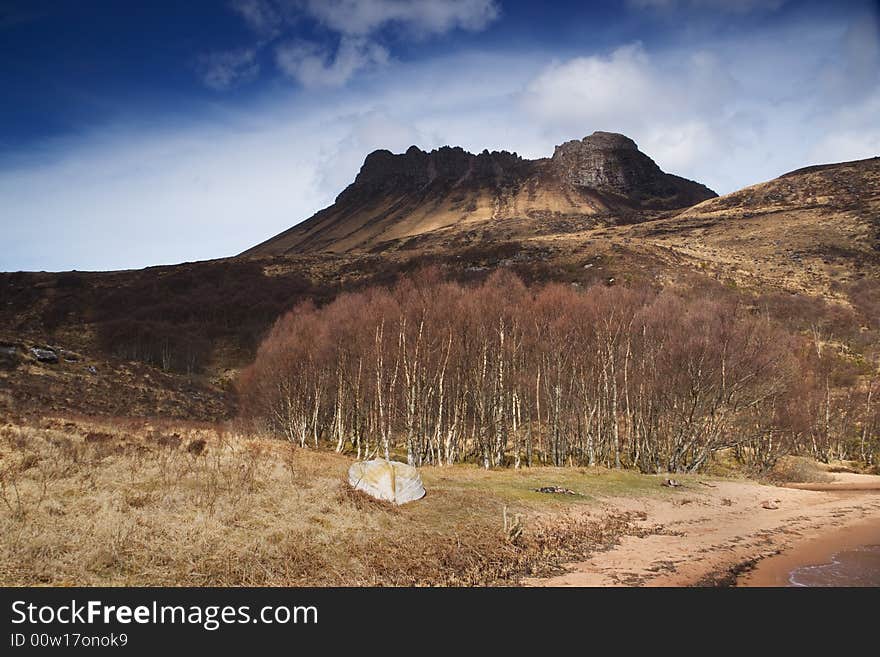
[788,544,880,587]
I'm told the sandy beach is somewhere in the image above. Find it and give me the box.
[527,472,880,587]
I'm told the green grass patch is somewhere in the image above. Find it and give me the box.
[419,464,696,507]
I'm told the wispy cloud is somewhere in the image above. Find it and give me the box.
[196,48,260,90]
[275,36,390,87]
[228,0,285,39]
[199,0,501,90]
[303,0,500,37]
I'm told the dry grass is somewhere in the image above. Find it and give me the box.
[764,455,835,484]
[0,416,670,586]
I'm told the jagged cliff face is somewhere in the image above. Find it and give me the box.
[338,145,529,201]
[245,131,717,256]
[549,132,715,206]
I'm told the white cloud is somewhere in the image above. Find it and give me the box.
[304,0,500,37]
[809,90,880,164]
[521,43,745,183]
[196,48,260,90]
[228,0,284,38]
[213,0,501,90]
[275,36,389,87]
[275,1,500,87]
[523,45,658,126]
[522,44,737,129]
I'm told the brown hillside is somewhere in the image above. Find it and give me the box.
[622,156,880,298]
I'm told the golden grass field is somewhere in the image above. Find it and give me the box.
[0,416,688,586]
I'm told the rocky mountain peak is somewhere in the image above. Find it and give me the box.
[582,131,639,150]
[547,131,715,205]
[550,132,664,194]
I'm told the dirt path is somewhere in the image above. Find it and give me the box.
[525,473,880,587]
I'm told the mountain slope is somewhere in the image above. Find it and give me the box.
[244,131,717,256]
[622,156,880,297]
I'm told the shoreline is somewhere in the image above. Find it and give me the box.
[526,473,880,587]
[735,514,880,587]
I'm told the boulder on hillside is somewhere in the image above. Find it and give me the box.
[347,459,426,505]
[30,347,59,363]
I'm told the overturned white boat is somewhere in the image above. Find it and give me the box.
[347,459,426,505]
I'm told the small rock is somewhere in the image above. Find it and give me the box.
[30,347,58,363]
[535,486,578,495]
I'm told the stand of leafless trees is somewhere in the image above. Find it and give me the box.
[238,270,879,473]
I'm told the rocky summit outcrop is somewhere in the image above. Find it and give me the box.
[549,132,715,206]
[347,145,528,197]
[243,131,718,256]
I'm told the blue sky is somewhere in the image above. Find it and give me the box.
[2,0,879,271]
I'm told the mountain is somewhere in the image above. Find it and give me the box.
[243,131,717,256]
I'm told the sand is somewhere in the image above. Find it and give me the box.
[526,472,880,587]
